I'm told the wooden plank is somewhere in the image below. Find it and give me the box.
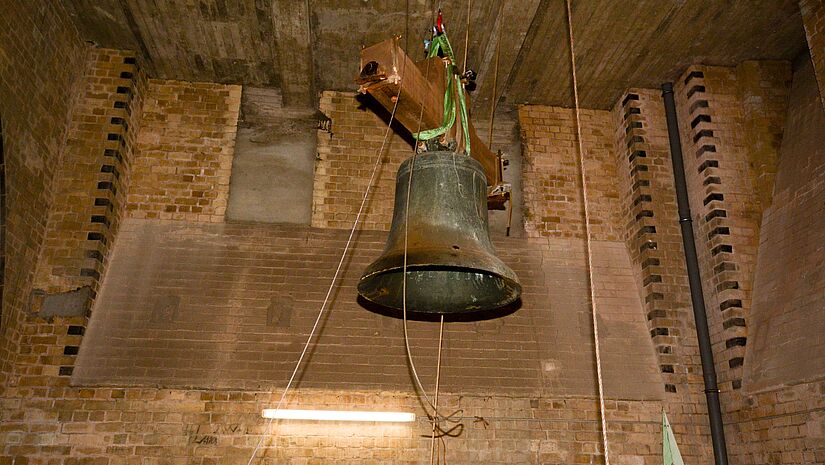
[357,38,500,186]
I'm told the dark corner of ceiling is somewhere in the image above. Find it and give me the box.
[62,0,154,73]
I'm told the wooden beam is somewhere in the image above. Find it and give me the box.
[357,38,500,186]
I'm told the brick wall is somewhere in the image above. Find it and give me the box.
[313,92,523,235]
[601,64,802,464]
[0,89,675,463]
[743,51,825,403]
[734,379,825,464]
[0,382,667,464]
[735,61,792,212]
[312,91,414,231]
[0,215,674,463]
[673,65,776,400]
[608,89,718,461]
[611,89,698,394]
[801,0,825,109]
[516,103,717,461]
[518,106,622,241]
[0,12,820,460]
[0,211,674,465]
[0,1,88,378]
[70,219,659,400]
[12,77,243,383]
[657,60,825,465]
[33,49,146,296]
[18,48,147,382]
[0,114,5,330]
[671,65,780,462]
[126,80,241,222]
[731,55,825,465]
[514,67,800,464]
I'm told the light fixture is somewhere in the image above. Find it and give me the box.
[261,409,415,423]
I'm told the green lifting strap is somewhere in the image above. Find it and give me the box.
[412,33,472,156]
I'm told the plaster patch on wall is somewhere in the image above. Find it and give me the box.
[30,286,92,320]
[267,294,293,328]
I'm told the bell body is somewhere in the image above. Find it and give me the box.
[358,151,521,315]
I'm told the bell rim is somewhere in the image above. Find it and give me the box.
[357,266,522,314]
[359,246,520,284]
[360,260,520,283]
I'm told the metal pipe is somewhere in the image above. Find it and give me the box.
[661,82,729,465]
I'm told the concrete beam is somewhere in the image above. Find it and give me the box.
[800,0,825,111]
[471,0,541,117]
[61,0,137,50]
[273,0,315,108]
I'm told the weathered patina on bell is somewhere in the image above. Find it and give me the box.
[358,151,521,315]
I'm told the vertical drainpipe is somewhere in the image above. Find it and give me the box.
[661,82,730,465]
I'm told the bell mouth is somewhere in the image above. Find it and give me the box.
[357,265,521,317]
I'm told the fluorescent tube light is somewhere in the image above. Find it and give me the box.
[261,409,415,423]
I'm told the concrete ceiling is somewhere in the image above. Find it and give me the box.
[63,0,807,109]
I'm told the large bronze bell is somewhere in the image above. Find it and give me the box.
[358,151,521,316]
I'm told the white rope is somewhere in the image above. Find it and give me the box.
[429,316,445,465]
[401,151,435,410]
[564,0,610,464]
[401,9,462,465]
[400,0,444,415]
[244,54,409,465]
